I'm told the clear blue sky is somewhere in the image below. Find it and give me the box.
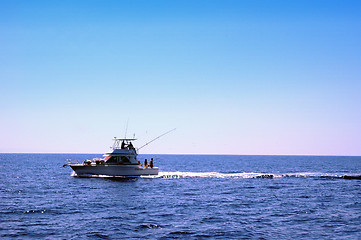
[1,0,361,155]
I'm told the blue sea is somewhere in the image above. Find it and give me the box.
[1,154,360,239]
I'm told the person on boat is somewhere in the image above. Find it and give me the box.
[150,158,154,168]
[144,159,148,168]
[121,140,126,149]
[128,142,134,150]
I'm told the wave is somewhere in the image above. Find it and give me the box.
[142,171,361,180]
[71,171,361,180]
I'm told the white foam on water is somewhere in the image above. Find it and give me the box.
[281,172,348,178]
[142,171,276,179]
[142,171,360,179]
[71,170,360,179]
[280,172,324,178]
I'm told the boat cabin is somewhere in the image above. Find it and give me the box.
[103,138,138,165]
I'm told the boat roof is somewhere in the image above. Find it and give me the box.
[113,138,137,141]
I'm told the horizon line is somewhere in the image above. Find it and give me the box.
[0,152,360,157]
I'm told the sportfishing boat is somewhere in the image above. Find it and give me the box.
[64,138,159,177]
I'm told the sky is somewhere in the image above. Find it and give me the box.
[1,0,361,155]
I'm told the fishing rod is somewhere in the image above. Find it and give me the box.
[137,128,176,151]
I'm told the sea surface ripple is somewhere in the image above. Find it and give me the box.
[1,154,360,239]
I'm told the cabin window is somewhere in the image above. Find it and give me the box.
[121,156,130,163]
[106,156,117,163]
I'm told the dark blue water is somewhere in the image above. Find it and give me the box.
[1,154,360,239]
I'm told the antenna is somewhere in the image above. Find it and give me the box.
[124,119,129,139]
[137,128,176,151]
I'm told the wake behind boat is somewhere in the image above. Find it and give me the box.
[64,138,159,177]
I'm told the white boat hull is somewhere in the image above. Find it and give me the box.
[70,164,159,177]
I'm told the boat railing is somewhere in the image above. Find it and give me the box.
[63,159,83,167]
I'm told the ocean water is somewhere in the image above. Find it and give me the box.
[0,154,360,239]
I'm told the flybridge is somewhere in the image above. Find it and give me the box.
[112,138,136,150]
